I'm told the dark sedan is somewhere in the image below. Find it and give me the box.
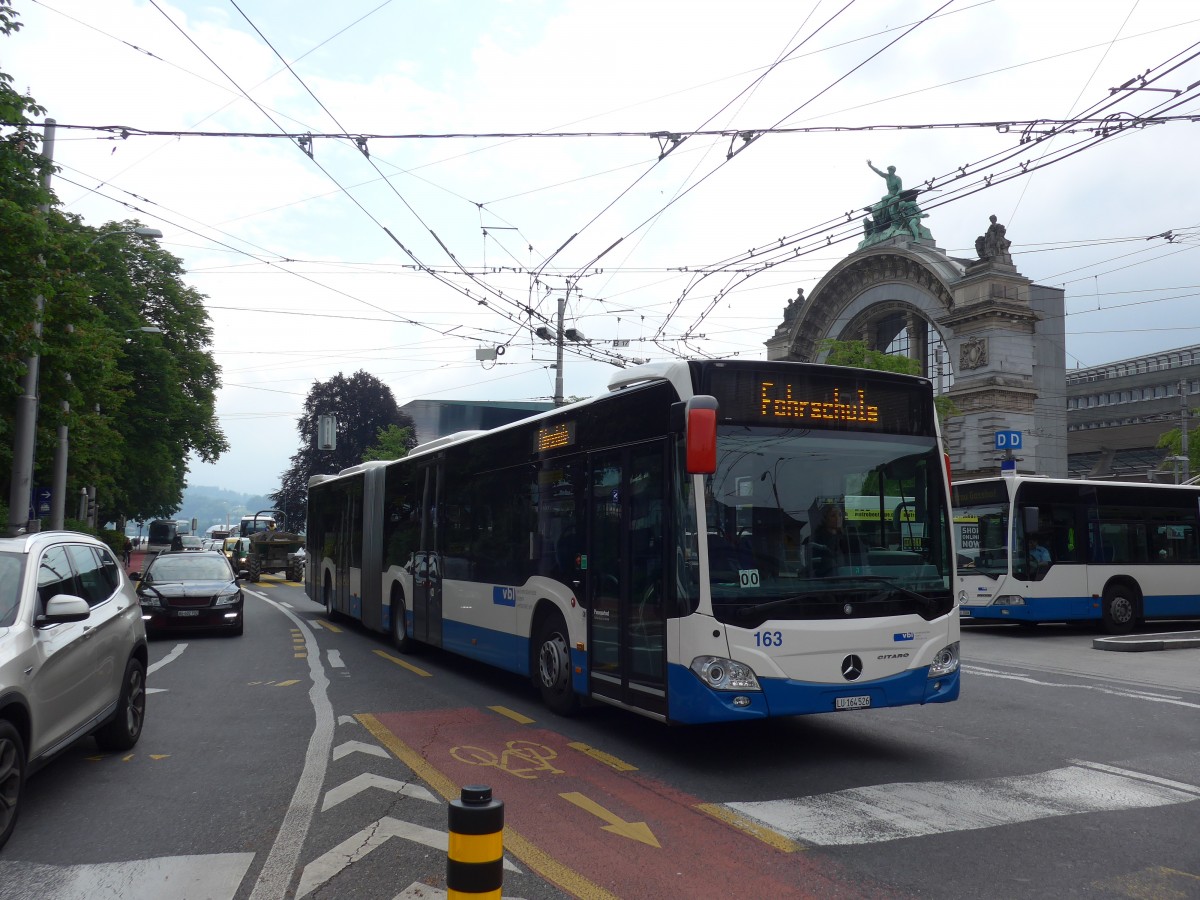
[133,550,244,636]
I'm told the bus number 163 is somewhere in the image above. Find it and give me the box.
[755,630,783,647]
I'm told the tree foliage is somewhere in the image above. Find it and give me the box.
[272,371,417,528]
[1155,415,1200,479]
[819,338,960,427]
[362,424,415,463]
[2,6,227,528]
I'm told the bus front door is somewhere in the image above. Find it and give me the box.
[412,463,443,647]
[586,443,667,718]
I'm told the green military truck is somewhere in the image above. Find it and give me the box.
[240,509,305,582]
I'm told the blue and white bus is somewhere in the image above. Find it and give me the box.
[953,474,1200,633]
[307,359,960,724]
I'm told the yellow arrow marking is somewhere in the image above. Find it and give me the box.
[559,792,660,847]
[373,649,432,677]
[150,755,171,761]
[276,679,301,687]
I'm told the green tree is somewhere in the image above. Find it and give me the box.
[272,371,418,527]
[362,424,415,462]
[2,7,226,527]
[819,338,960,426]
[1155,416,1200,478]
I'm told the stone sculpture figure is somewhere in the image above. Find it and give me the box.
[975,215,1012,263]
[783,287,805,323]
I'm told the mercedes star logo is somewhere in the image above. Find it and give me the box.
[841,654,864,681]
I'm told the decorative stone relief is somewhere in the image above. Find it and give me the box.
[959,336,988,370]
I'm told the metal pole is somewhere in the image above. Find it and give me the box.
[50,400,69,530]
[6,118,56,537]
[553,293,565,407]
[1180,379,1190,482]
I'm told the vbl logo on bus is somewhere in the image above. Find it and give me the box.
[493,586,516,607]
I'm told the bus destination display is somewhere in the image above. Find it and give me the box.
[703,365,933,435]
[535,420,576,452]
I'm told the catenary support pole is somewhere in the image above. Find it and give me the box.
[6,118,55,537]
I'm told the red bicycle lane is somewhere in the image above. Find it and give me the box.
[365,707,885,900]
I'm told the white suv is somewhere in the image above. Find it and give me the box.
[0,531,149,849]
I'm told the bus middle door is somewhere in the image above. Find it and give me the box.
[586,442,667,718]
[412,461,444,647]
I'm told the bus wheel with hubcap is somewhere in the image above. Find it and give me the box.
[535,613,578,715]
[390,589,413,652]
[1101,584,1137,635]
[0,720,25,850]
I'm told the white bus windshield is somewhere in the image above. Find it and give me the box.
[702,427,952,627]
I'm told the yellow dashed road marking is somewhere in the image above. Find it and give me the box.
[568,742,638,772]
[276,679,301,687]
[373,649,432,676]
[315,619,342,633]
[489,706,535,725]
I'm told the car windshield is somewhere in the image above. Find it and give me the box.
[145,555,232,582]
[700,427,953,625]
[0,553,24,627]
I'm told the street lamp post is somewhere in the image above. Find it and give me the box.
[6,119,55,537]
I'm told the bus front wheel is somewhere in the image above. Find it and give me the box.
[535,613,578,716]
[1101,584,1138,635]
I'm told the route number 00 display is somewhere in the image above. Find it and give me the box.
[738,569,760,588]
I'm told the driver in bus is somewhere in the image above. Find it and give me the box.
[1027,534,1051,570]
[812,504,867,573]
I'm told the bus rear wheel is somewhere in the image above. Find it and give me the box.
[1101,584,1137,635]
[323,574,338,621]
[535,613,578,716]
[390,588,413,653]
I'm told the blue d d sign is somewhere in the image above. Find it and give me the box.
[994,430,1022,450]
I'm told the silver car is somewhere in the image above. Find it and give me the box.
[0,531,149,849]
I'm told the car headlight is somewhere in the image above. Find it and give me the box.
[215,589,241,607]
[138,592,161,608]
[690,656,762,691]
[993,594,1026,606]
[929,642,960,677]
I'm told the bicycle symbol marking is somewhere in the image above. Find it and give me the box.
[449,740,565,780]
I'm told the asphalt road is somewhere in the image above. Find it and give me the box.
[1,579,1198,899]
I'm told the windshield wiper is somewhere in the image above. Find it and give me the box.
[733,575,941,618]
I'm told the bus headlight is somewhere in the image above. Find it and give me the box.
[929,642,960,677]
[993,595,1026,606]
[690,656,762,691]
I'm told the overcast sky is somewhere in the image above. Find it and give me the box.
[7,0,1200,495]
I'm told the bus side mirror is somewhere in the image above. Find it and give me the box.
[685,395,718,475]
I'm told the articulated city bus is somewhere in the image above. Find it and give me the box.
[307,359,960,724]
[953,474,1200,633]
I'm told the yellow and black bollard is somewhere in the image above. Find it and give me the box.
[447,784,504,899]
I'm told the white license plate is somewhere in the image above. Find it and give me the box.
[176,610,199,617]
[835,695,871,711]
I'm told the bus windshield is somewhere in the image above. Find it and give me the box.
[703,427,952,626]
[952,500,1011,578]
